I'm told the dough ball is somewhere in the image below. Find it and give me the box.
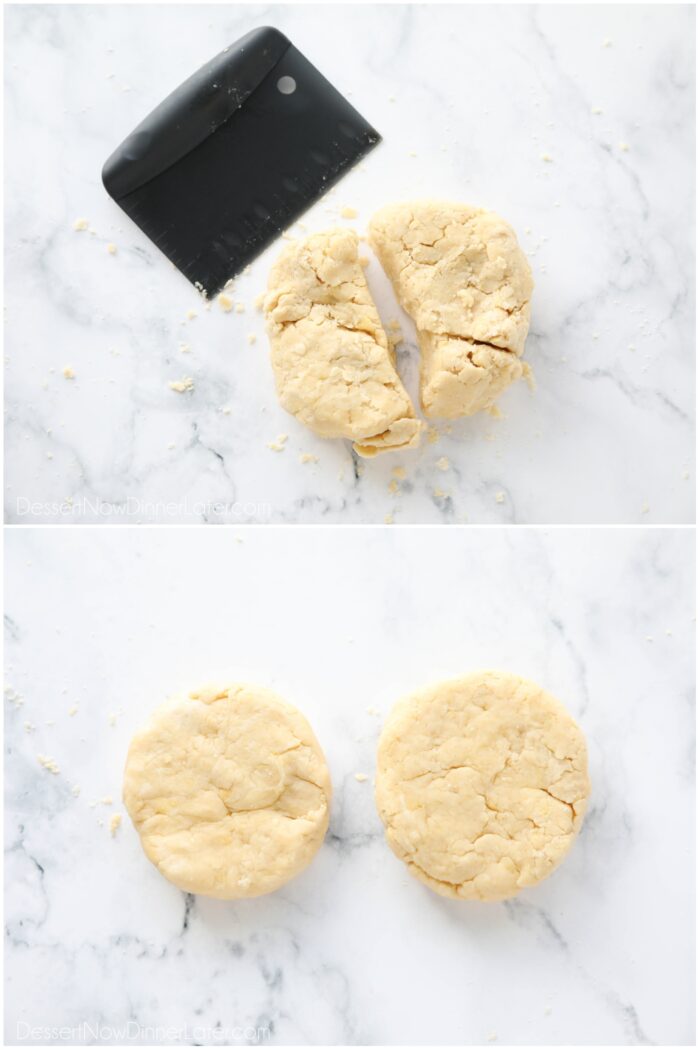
[264,228,422,456]
[368,201,534,419]
[375,671,589,901]
[123,684,331,898]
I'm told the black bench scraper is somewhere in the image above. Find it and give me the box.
[102,26,381,297]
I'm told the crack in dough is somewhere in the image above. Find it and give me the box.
[123,684,331,899]
[368,201,534,419]
[375,671,589,901]
[264,229,422,457]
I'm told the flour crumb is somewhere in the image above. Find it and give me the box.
[217,293,234,312]
[487,1035,498,1044]
[388,479,399,495]
[619,142,630,152]
[267,434,288,452]
[384,513,394,525]
[106,242,117,254]
[641,502,650,514]
[178,342,191,353]
[185,309,198,321]
[169,377,194,393]
[110,813,123,837]
[602,38,613,48]
[340,206,358,219]
[101,795,113,806]
[541,153,553,163]
[23,721,35,733]
[354,773,369,783]
[427,427,440,444]
[495,492,505,504]
[392,467,406,480]
[254,292,265,311]
[62,366,76,380]
[234,302,245,313]
[300,453,318,464]
[246,333,257,345]
[592,107,603,115]
[436,456,450,471]
[73,218,89,231]
[108,712,117,727]
[37,754,60,775]
[68,705,78,716]
[71,784,81,797]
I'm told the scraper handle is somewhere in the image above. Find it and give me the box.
[102,26,291,199]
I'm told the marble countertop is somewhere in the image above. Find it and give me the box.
[4,4,695,524]
[5,526,695,1045]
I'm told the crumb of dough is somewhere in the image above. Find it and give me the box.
[107,243,117,254]
[392,466,406,479]
[218,293,234,312]
[179,343,191,353]
[110,813,122,836]
[487,1034,498,1043]
[495,492,505,503]
[169,378,194,393]
[436,456,450,471]
[37,754,60,775]
[62,366,76,379]
[602,38,612,47]
[185,309,197,320]
[71,784,81,797]
[434,487,449,499]
[254,292,265,311]
[384,513,394,524]
[641,502,650,514]
[541,153,553,162]
[247,333,257,345]
[234,302,245,313]
[427,427,440,444]
[341,206,358,219]
[24,722,35,733]
[592,107,603,115]
[354,773,369,782]
[619,142,630,152]
[73,218,89,231]
[108,712,117,726]
[101,795,113,805]
[267,434,288,452]
[68,706,78,716]
[220,406,231,415]
[388,479,399,495]
[300,453,318,464]
[264,228,422,456]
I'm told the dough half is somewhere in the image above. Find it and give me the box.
[368,201,534,419]
[264,228,422,456]
[375,671,589,901]
[123,684,331,898]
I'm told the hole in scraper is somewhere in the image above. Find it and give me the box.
[277,76,296,95]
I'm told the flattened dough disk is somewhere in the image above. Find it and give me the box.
[264,228,422,456]
[123,684,331,898]
[369,201,534,419]
[375,671,590,901]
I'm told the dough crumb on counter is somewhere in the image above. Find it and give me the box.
[71,784,81,797]
[68,705,78,716]
[179,342,191,353]
[37,754,60,775]
[384,513,394,525]
[619,141,630,151]
[62,366,76,379]
[217,293,234,312]
[427,427,440,444]
[234,302,245,313]
[110,813,122,836]
[101,795,113,806]
[300,453,318,464]
[392,466,406,479]
[354,773,369,782]
[185,309,197,320]
[73,218,89,231]
[495,492,505,503]
[436,456,450,471]
[169,377,194,393]
[267,434,288,452]
[340,206,358,219]
[106,243,117,254]
[24,721,35,733]
[247,333,257,345]
[541,152,553,162]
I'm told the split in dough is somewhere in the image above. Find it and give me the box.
[264,228,422,457]
[375,671,589,901]
[123,684,331,898]
[369,201,534,418]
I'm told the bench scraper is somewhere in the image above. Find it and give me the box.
[102,26,381,297]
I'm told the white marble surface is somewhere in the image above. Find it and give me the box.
[4,4,695,524]
[4,526,695,1045]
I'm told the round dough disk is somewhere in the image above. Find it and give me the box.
[375,672,590,901]
[123,684,331,899]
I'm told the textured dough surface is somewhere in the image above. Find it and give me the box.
[368,202,534,419]
[264,229,422,456]
[123,684,331,899]
[375,672,589,901]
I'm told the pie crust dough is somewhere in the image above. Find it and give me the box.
[264,229,422,456]
[375,671,589,901]
[368,201,534,418]
[123,684,331,898]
